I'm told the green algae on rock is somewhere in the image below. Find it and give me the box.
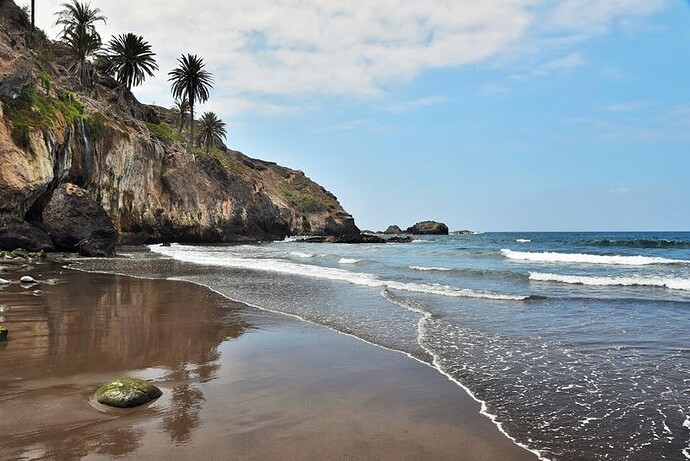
[95,377,163,408]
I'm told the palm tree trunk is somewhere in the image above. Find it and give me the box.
[30,0,35,47]
[188,102,194,154]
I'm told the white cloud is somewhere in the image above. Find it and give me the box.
[601,100,651,112]
[380,96,446,112]
[510,51,585,80]
[31,0,668,115]
[609,187,630,195]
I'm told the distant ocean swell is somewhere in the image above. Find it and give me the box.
[591,238,690,249]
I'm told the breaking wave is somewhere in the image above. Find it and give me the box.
[529,272,690,291]
[501,249,687,266]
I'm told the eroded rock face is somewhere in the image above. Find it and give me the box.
[0,7,359,246]
[42,183,117,256]
[95,377,162,408]
[406,221,449,235]
[0,216,54,252]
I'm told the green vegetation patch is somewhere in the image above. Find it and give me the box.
[282,188,336,213]
[8,87,84,138]
[145,121,184,144]
[197,148,250,175]
[86,112,108,142]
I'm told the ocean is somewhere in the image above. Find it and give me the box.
[96,232,690,460]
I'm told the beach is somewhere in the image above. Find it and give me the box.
[0,258,537,460]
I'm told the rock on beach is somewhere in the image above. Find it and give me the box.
[95,377,163,408]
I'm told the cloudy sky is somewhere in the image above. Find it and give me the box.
[30,0,690,231]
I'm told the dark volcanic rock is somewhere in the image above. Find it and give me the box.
[387,236,412,243]
[383,225,403,234]
[42,183,117,256]
[302,233,387,244]
[0,217,54,252]
[452,229,475,235]
[95,377,163,408]
[406,221,449,235]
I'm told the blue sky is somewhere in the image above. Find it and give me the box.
[32,1,690,231]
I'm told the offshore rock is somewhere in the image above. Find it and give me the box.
[95,377,163,408]
[383,225,403,234]
[41,184,117,256]
[406,221,449,235]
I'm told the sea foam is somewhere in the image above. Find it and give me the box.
[501,249,686,266]
[409,265,452,271]
[150,244,526,301]
[529,272,690,291]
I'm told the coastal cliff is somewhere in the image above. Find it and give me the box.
[0,0,358,251]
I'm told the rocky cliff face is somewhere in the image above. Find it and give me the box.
[0,0,358,248]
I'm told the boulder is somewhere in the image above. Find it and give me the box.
[0,217,54,252]
[383,225,403,234]
[95,377,163,408]
[406,221,449,235]
[452,230,475,235]
[0,326,7,341]
[42,184,117,256]
[387,236,412,243]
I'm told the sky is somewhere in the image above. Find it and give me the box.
[28,0,690,231]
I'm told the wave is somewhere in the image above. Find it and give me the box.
[338,258,361,264]
[150,244,528,301]
[501,249,687,266]
[591,238,690,249]
[409,265,452,272]
[290,251,314,258]
[515,239,531,243]
[529,272,690,291]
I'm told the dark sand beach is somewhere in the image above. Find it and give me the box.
[0,260,538,461]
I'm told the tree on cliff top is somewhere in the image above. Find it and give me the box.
[196,112,227,153]
[168,54,214,154]
[171,98,191,133]
[105,33,158,91]
[55,0,106,88]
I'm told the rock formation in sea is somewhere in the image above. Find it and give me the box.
[0,0,359,251]
[383,225,403,234]
[406,221,449,235]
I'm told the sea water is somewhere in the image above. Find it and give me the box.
[119,232,688,460]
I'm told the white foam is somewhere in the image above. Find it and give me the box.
[529,272,690,291]
[502,249,686,266]
[338,258,361,264]
[150,244,526,301]
[516,239,532,243]
[409,265,452,271]
[290,251,314,258]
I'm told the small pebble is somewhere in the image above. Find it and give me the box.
[20,276,37,284]
[0,278,10,285]
[45,279,61,285]
[0,305,9,313]
[32,290,45,296]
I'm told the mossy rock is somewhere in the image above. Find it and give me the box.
[95,377,162,408]
[0,326,7,341]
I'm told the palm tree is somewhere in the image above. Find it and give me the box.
[196,112,227,152]
[171,98,191,133]
[105,33,158,90]
[168,54,213,153]
[55,1,106,88]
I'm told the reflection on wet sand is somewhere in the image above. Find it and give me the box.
[0,264,250,459]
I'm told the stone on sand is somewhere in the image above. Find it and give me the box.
[95,377,163,408]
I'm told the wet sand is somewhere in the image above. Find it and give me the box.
[0,260,538,460]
